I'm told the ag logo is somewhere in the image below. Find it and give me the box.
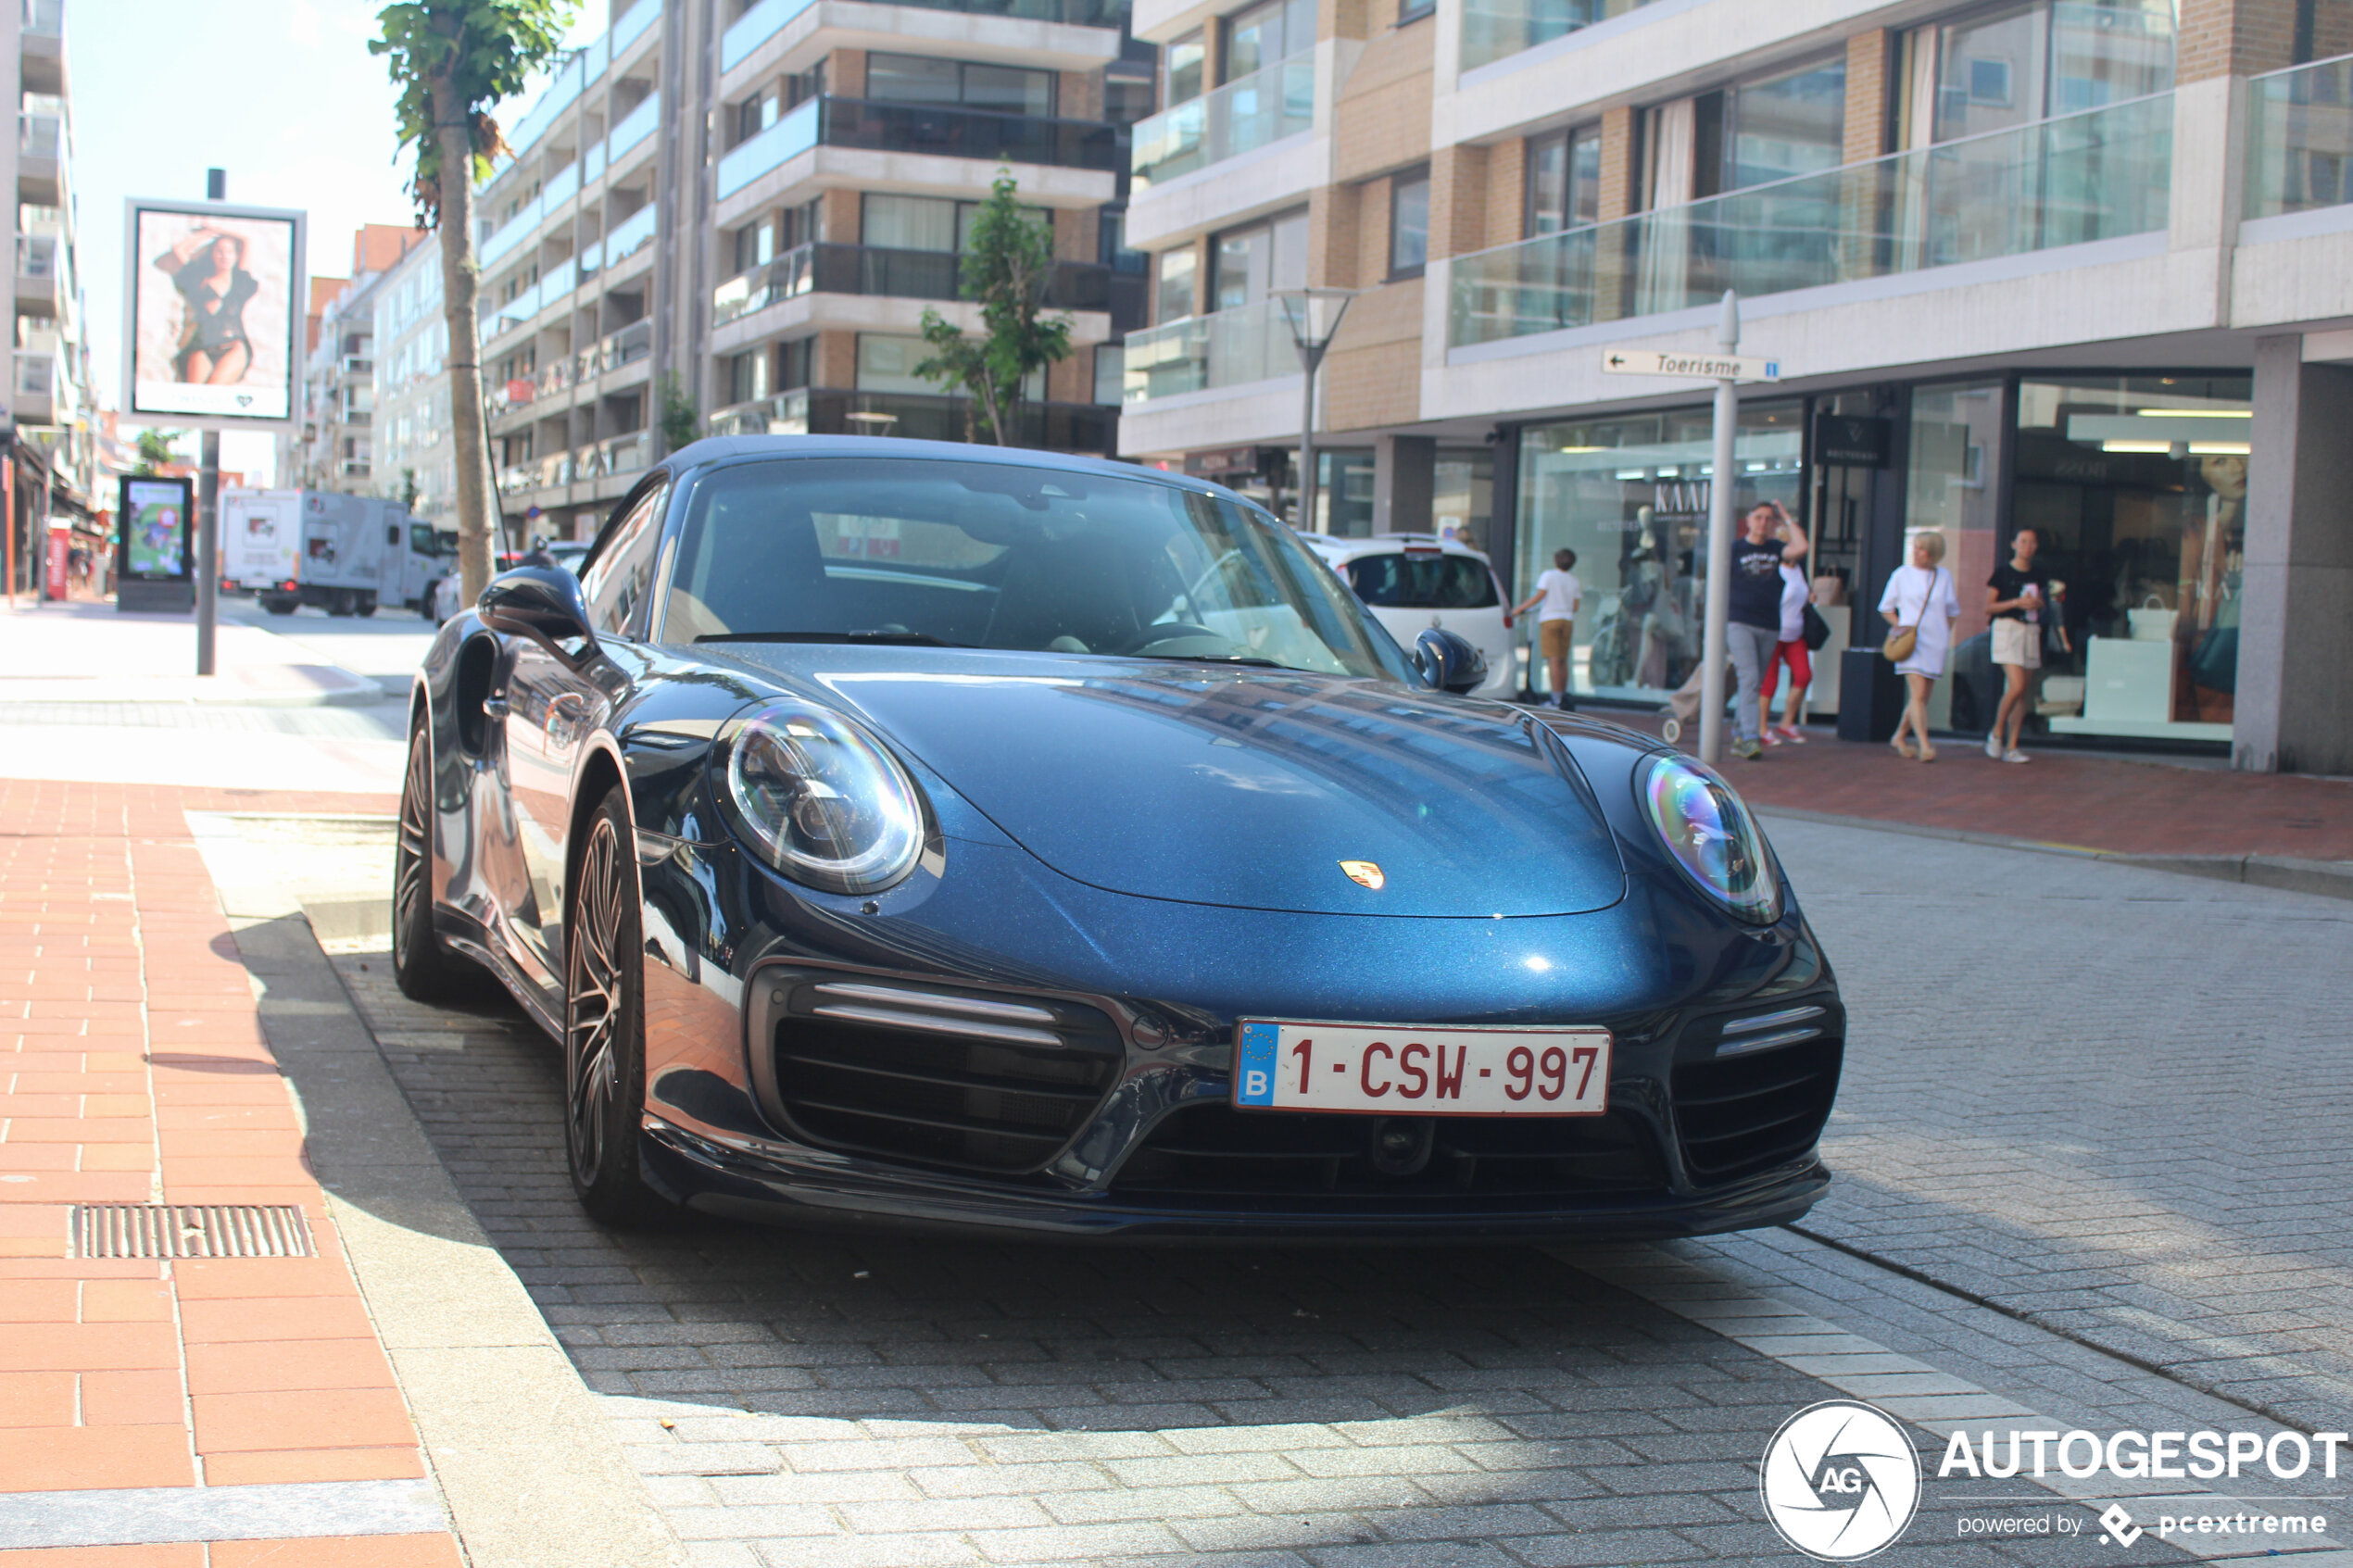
[1759,1399,1920,1561]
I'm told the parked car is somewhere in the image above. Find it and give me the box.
[1301,533,1516,700]
[396,437,1843,1238]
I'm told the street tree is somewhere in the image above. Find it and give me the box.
[132,429,180,477]
[372,0,573,603]
[659,372,700,455]
[914,173,1071,445]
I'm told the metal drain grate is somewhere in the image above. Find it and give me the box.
[73,1204,316,1261]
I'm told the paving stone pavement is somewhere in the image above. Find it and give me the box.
[300,813,2352,1566]
[1760,817,2353,1432]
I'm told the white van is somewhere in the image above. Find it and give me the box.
[1301,533,1516,701]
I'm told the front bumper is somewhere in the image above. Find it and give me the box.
[640,1115,1832,1242]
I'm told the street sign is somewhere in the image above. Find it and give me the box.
[1601,349,1780,382]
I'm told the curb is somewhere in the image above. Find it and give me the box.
[1754,804,2353,903]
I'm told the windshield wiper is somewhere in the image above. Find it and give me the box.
[696,631,965,646]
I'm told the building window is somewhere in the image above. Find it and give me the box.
[1212,207,1308,309]
[866,53,1055,117]
[862,194,1048,253]
[1155,246,1197,322]
[856,334,937,395]
[734,219,775,272]
[1904,0,2176,148]
[1224,0,1315,80]
[780,337,812,391]
[729,348,771,404]
[736,89,779,144]
[1389,169,1430,278]
[1526,126,1601,236]
[1164,31,1203,107]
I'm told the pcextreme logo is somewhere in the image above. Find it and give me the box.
[1760,1400,1923,1561]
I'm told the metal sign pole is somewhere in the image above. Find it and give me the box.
[195,168,226,677]
[1695,291,1741,767]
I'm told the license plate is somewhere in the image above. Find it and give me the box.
[1232,1020,1611,1116]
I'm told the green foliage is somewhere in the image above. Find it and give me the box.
[914,173,1073,445]
[401,468,422,508]
[132,428,179,476]
[372,0,575,225]
[659,373,701,453]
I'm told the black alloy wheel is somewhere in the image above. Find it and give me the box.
[391,722,482,1003]
[563,785,670,1226]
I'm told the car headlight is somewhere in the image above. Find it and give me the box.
[1640,754,1781,923]
[714,700,926,895]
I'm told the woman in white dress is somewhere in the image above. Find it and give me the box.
[1877,532,1960,761]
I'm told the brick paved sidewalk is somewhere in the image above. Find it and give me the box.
[1601,711,2353,864]
[0,779,461,1565]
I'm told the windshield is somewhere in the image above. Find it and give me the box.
[661,458,1418,683]
[1346,552,1499,610]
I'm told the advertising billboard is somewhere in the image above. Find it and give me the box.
[121,200,306,428]
[120,475,195,581]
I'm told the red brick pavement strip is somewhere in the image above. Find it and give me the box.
[0,782,452,1563]
[1600,713,2353,862]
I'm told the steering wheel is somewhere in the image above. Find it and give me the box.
[1121,623,1233,657]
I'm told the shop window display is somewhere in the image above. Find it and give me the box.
[2013,374,2247,741]
[1514,403,1804,700]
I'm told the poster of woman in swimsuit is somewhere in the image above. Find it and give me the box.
[123,201,304,424]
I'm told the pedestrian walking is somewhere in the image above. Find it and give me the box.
[1758,556,1811,745]
[1511,547,1581,709]
[1878,532,1960,761]
[1984,526,2067,762]
[1725,501,1809,759]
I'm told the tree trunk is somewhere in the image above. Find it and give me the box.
[433,74,500,606]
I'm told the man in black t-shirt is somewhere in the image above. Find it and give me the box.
[1984,526,2069,761]
[1723,502,1809,759]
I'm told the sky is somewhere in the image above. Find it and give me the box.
[76,0,599,481]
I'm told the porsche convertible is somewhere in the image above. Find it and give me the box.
[396,436,1843,1237]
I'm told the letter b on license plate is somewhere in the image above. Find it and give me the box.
[1233,1021,1611,1116]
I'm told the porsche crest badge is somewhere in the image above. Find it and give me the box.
[1340,860,1385,890]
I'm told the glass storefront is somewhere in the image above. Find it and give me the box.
[2012,374,2248,741]
[1515,402,1805,700]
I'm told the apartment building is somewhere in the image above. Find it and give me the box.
[373,235,456,528]
[1117,0,2353,771]
[290,225,427,494]
[474,0,1153,542]
[3,0,96,578]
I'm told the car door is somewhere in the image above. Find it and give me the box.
[501,480,667,1010]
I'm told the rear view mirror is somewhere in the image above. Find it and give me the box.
[480,567,598,668]
[1415,629,1487,696]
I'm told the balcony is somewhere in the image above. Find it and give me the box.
[577,319,653,381]
[13,350,57,397]
[579,203,658,281]
[722,0,1119,73]
[716,95,1124,201]
[1459,0,1661,74]
[711,244,1123,326]
[2246,54,2353,220]
[342,355,373,376]
[496,433,653,498]
[484,94,662,268]
[22,0,62,34]
[1132,53,1313,189]
[1120,297,1295,402]
[505,0,661,162]
[1448,91,2172,350]
[339,459,373,480]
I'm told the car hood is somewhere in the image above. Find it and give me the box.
[711,652,1626,919]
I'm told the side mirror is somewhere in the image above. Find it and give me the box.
[479,567,598,666]
[1415,628,1487,696]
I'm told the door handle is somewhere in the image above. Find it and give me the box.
[484,696,511,720]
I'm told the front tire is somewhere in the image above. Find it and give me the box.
[564,786,670,1226]
[391,723,485,1003]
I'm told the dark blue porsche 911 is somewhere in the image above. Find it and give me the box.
[396,436,1843,1238]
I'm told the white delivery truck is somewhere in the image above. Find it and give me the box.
[221,489,302,600]
[249,491,458,619]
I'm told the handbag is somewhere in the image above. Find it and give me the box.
[1881,568,1938,663]
[1801,601,1831,652]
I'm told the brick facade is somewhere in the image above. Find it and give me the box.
[1596,106,1638,221]
[1843,29,1895,166]
[2177,0,2299,80]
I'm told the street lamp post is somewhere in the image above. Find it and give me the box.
[1274,288,1353,532]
